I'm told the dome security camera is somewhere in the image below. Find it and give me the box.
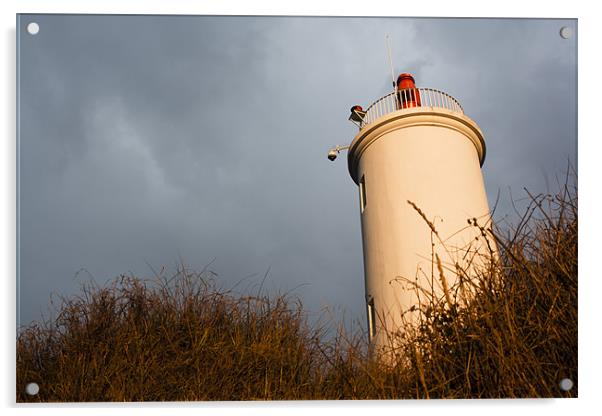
[327,144,349,162]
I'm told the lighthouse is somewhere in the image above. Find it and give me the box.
[332,74,495,352]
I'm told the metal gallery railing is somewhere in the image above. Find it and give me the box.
[360,88,464,128]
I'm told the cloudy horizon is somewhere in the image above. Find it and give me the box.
[17,15,577,329]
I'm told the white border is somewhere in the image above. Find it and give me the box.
[2,1,600,415]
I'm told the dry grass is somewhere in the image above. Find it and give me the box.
[396,178,578,398]
[17,181,577,401]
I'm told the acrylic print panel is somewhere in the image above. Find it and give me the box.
[16,14,577,402]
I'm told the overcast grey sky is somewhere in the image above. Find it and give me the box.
[17,15,576,329]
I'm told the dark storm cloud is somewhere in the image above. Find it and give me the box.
[18,16,576,328]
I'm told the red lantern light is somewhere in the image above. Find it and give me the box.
[396,73,421,109]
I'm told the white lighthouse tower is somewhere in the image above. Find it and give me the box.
[331,73,495,352]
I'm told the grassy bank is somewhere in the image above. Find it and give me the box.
[17,183,577,401]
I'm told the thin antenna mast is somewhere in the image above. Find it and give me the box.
[386,35,396,92]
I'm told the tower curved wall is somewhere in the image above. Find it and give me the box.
[347,107,494,349]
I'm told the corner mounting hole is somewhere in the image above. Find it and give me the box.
[559,26,572,39]
[25,382,39,396]
[559,378,573,391]
[27,22,40,35]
